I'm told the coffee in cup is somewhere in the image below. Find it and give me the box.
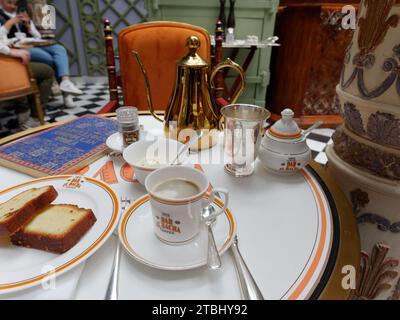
[145,166,229,245]
[152,178,201,199]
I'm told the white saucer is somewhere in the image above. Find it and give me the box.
[106,131,153,153]
[119,194,236,271]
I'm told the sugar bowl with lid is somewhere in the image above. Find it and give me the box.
[258,109,312,175]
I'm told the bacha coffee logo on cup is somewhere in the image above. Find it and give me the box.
[157,213,182,235]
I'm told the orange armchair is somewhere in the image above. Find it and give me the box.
[0,55,44,125]
[100,21,223,114]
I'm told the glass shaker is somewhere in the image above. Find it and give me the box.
[116,107,140,148]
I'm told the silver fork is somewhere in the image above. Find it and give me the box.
[105,196,131,300]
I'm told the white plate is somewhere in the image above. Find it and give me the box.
[0,175,119,295]
[18,38,46,43]
[106,131,154,153]
[13,38,53,48]
[119,194,236,271]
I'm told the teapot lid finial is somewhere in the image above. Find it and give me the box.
[178,36,208,68]
[187,36,201,53]
[269,107,302,139]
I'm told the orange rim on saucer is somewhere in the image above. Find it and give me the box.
[0,175,119,294]
[120,194,236,271]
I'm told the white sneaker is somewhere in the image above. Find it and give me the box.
[19,117,41,130]
[63,94,77,108]
[51,80,62,96]
[59,80,83,95]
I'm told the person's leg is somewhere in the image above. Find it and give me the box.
[29,62,55,113]
[40,44,70,78]
[39,45,82,97]
[14,97,34,130]
[25,48,54,68]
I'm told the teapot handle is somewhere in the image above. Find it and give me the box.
[210,58,246,104]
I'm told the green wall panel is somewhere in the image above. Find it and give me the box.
[144,0,279,106]
[78,0,106,76]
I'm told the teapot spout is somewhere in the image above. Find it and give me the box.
[132,51,163,122]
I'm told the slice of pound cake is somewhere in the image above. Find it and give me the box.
[11,204,97,254]
[0,186,58,235]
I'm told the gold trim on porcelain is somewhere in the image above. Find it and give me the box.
[310,161,361,300]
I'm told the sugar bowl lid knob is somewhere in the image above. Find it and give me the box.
[269,108,302,139]
[281,108,295,121]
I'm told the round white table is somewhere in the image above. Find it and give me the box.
[0,114,360,300]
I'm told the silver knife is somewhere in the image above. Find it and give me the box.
[230,235,264,300]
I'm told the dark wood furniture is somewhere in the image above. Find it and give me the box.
[103,19,119,113]
[267,0,359,128]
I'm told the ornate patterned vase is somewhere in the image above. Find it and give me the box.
[326,0,400,300]
[27,0,48,27]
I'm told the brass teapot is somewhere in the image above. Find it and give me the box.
[133,35,246,149]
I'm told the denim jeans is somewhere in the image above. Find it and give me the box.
[26,44,69,78]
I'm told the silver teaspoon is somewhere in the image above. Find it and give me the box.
[201,205,222,270]
[303,121,323,137]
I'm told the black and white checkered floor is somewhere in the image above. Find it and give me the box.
[0,81,335,165]
[45,82,112,122]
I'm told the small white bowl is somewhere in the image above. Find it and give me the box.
[123,138,187,185]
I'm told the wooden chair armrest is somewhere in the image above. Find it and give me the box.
[97,101,119,114]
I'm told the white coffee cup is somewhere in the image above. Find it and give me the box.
[145,166,229,245]
[15,32,27,40]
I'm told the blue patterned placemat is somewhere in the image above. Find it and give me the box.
[0,116,118,176]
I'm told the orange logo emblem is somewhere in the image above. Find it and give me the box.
[63,176,85,189]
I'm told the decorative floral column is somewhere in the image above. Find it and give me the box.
[326,0,400,300]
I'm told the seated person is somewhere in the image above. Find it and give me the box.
[0,39,54,129]
[0,0,81,108]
